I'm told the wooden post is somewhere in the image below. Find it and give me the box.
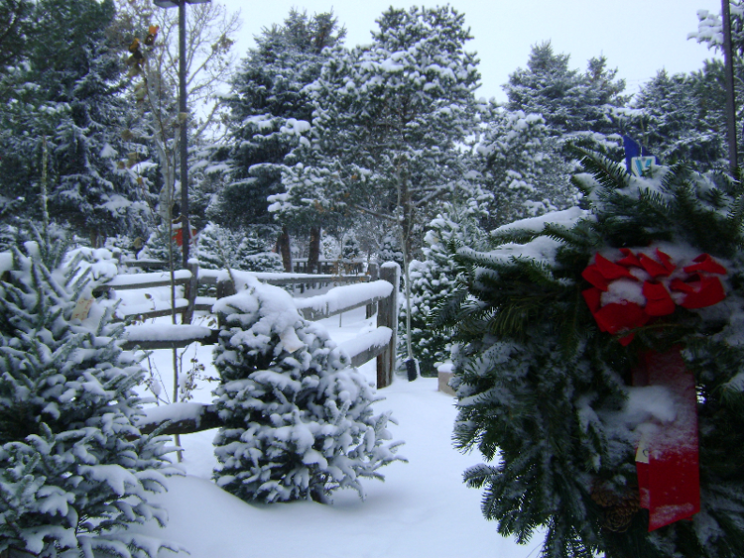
[376,262,399,389]
[366,262,379,319]
[216,277,236,299]
[181,260,199,324]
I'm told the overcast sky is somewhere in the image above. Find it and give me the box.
[217,0,723,103]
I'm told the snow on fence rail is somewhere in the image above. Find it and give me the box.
[104,260,400,384]
[117,262,400,438]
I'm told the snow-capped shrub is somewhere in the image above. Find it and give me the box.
[139,222,181,263]
[198,223,283,273]
[377,234,404,269]
[239,251,284,273]
[196,222,239,270]
[0,229,180,558]
[212,273,405,504]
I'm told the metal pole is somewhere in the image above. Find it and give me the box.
[722,0,738,175]
[179,0,190,268]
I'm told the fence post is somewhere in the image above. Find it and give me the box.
[366,262,379,319]
[181,261,199,324]
[377,262,399,389]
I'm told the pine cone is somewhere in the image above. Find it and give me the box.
[591,480,641,532]
[591,481,621,507]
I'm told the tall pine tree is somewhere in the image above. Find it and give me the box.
[213,9,345,271]
[0,0,149,245]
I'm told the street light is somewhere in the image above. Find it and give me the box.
[152,0,210,269]
[721,0,738,175]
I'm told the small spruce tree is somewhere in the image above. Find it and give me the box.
[212,275,405,503]
[0,230,179,557]
[402,201,488,376]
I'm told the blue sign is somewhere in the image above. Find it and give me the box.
[623,136,658,175]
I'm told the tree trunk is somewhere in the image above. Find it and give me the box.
[308,226,321,274]
[90,229,104,249]
[277,226,292,272]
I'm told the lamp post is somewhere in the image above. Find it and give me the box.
[722,0,738,175]
[152,0,209,268]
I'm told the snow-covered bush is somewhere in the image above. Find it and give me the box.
[239,251,284,273]
[198,223,283,273]
[377,234,404,269]
[341,232,361,261]
[0,230,180,557]
[212,274,405,504]
[196,222,239,270]
[139,222,181,263]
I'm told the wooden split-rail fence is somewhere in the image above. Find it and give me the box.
[95,260,401,438]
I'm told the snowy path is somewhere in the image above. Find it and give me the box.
[131,304,544,558]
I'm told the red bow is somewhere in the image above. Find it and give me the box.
[582,249,726,345]
[582,248,726,531]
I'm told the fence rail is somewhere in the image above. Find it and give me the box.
[103,261,400,437]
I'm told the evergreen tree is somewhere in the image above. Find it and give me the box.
[402,201,488,376]
[340,232,361,261]
[211,276,405,503]
[0,230,179,556]
[440,149,744,558]
[475,103,575,229]
[214,9,345,231]
[0,0,149,245]
[275,5,480,371]
[626,65,727,172]
[139,220,181,264]
[377,234,404,269]
[0,0,33,70]
[277,5,480,261]
[234,232,283,272]
[504,42,627,137]
[195,222,232,270]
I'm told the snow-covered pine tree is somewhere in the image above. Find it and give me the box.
[275,6,480,373]
[0,0,150,245]
[625,65,728,173]
[504,42,628,138]
[475,104,575,229]
[340,232,361,262]
[195,222,238,270]
[277,5,480,262]
[139,221,181,265]
[214,8,346,269]
[233,232,268,268]
[0,0,32,72]
[377,235,404,269]
[0,229,179,557]
[238,251,284,273]
[212,275,405,504]
[439,149,744,558]
[402,201,488,377]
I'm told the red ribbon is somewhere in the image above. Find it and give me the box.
[634,348,700,531]
[172,225,197,247]
[582,248,726,345]
[582,248,726,530]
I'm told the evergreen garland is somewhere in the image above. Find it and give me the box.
[441,149,744,558]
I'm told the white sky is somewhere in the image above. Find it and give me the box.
[216,0,724,103]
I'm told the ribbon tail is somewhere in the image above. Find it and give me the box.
[638,348,700,531]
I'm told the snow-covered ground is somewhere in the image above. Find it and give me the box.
[128,297,544,558]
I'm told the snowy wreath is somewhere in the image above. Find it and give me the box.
[442,149,744,558]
